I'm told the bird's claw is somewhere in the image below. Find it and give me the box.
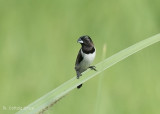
[77,73,82,79]
[89,66,97,71]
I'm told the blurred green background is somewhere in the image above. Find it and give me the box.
[0,0,160,114]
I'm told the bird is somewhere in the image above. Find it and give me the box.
[75,35,96,89]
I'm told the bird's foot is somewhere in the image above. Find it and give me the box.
[77,73,82,79]
[89,66,97,71]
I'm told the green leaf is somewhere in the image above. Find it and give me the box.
[16,33,160,114]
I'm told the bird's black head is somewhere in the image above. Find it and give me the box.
[77,35,94,47]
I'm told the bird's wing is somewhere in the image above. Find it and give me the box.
[75,49,83,69]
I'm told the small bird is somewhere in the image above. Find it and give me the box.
[75,35,96,89]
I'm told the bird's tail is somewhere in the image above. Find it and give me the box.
[77,84,83,89]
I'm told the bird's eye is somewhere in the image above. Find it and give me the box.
[86,38,91,42]
[84,38,89,42]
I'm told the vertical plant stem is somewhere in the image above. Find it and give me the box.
[95,44,107,114]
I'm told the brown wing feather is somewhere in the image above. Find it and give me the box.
[75,49,83,70]
[75,49,83,65]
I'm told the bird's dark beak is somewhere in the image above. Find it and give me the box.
[77,38,83,43]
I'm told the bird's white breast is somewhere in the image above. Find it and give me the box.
[80,49,96,70]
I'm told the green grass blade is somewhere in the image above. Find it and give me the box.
[16,33,160,114]
[95,44,107,114]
